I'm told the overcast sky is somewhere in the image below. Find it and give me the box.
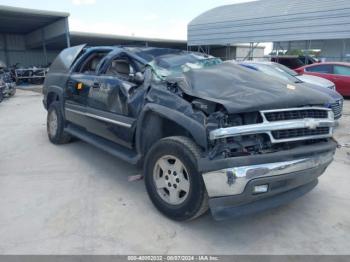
[0,0,271,52]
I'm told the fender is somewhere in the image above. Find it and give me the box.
[43,85,65,111]
[135,103,208,154]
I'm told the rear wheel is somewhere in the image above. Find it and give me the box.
[144,136,208,221]
[47,101,71,144]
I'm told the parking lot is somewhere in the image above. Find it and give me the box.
[0,88,349,255]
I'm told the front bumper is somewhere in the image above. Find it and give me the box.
[199,140,336,220]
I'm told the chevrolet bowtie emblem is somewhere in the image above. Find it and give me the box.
[305,119,319,130]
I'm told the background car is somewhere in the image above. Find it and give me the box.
[241,61,336,90]
[0,62,16,97]
[240,61,343,119]
[0,70,16,97]
[270,55,317,69]
[0,79,5,103]
[295,62,350,96]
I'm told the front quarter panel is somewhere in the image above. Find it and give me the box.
[43,72,69,110]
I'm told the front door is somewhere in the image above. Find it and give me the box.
[65,50,110,130]
[83,54,142,148]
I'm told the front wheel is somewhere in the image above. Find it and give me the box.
[144,136,208,221]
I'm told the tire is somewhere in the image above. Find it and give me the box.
[0,90,3,103]
[144,136,208,221]
[47,101,71,144]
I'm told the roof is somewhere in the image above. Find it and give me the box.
[71,32,186,45]
[188,0,350,45]
[0,5,68,34]
[70,32,186,49]
[45,31,187,50]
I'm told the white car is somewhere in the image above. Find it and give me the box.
[239,61,343,119]
[241,61,336,90]
[295,73,335,90]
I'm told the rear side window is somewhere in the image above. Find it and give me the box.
[305,64,333,74]
[74,52,110,74]
[49,45,86,73]
[334,65,350,76]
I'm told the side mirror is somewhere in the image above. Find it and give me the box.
[134,72,144,84]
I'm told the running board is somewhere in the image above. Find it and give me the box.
[65,125,140,165]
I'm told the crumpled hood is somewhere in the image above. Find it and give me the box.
[171,62,333,114]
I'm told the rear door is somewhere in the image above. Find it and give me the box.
[333,65,350,96]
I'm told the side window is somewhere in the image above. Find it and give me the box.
[334,65,350,76]
[305,64,333,74]
[104,58,136,80]
[74,52,108,74]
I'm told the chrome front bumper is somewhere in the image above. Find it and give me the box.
[202,151,334,198]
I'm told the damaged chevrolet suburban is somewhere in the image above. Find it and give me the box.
[43,45,337,221]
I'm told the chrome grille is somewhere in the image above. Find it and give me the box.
[261,107,334,143]
[330,100,343,120]
[210,107,335,144]
[264,109,328,121]
[272,127,330,140]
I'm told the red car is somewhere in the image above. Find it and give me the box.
[295,62,350,96]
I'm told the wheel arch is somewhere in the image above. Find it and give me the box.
[135,104,208,158]
[44,85,64,110]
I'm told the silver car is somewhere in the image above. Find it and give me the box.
[239,61,343,119]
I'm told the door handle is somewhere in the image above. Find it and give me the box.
[67,80,74,87]
[92,82,100,89]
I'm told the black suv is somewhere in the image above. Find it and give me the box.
[271,55,318,69]
[43,45,337,221]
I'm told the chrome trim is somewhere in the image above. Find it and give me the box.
[260,106,331,113]
[65,107,84,116]
[202,151,334,197]
[209,107,335,143]
[65,108,132,128]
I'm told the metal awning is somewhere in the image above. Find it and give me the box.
[45,31,187,50]
[188,0,350,46]
[0,5,68,34]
